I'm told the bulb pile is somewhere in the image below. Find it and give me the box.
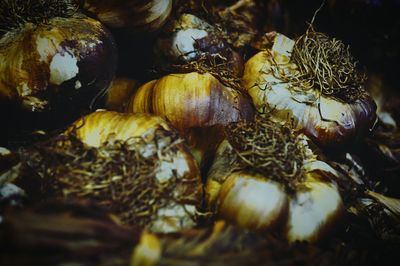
[1,1,399,265]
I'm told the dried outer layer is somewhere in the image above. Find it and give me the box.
[149,220,384,266]
[0,200,139,266]
[127,72,254,166]
[22,111,203,233]
[213,0,263,49]
[81,0,172,32]
[0,14,117,113]
[242,50,377,149]
[0,147,19,176]
[365,129,400,166]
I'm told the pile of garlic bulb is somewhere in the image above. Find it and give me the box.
[1,1,400,265]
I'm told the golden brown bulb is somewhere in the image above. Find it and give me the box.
[242,34,377,149]
[0,5,117,114]
[127,72,254,166]
[81,0,172,33]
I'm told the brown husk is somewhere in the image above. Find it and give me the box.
[214,0,261,49]
[224,113,306,191]
[0,0,78,34]
[18,128,197,228]
[155,219,399,266]
[365,128,400,165]
[349,198,400,244]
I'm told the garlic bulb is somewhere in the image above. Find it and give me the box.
[81,0,173,33]
[154,13,244,76]
[127,72,254,166]
[242,33,377,148]
[23,110,202,233]
[206,117,344,243]
[0,0,117,113]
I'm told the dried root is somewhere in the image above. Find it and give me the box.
[0,0,78,34]
[169,50,243,92]
[225,114,306,191]
[19,128,194,228]
[275,28,366,103]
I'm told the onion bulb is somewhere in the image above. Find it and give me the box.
[242,32,377,149]
[206,116,344,242]
[0,0,117,114]
[127,72,254,168]
[21,110,203,233]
